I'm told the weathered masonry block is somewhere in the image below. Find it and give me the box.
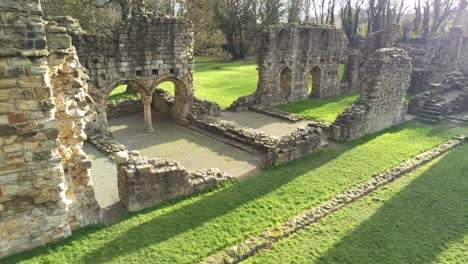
[330,48,412,141]
[255,25,348,106]
[0,0,99,258]
[115,151,230,212]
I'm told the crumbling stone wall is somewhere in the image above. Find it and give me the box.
[330,48,411,141]
[0,0,99,257]
[231,25,348,109]
[50,15,196,131]
[115,151,230,211]
[189,115,326,167]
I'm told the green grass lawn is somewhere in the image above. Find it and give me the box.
[276,92,359,123]
[245,144,468,264]
[6,122,468,264]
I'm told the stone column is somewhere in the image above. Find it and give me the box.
[96,107,108,133]
[142,95,154,132]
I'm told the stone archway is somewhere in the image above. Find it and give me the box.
[309,66,322,98]
[280,67,293,99]
[93,80,155,133]
[152,75,192,119]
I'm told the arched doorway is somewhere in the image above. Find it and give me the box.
[280,67,292,99]
[309,66,321,98]
[153,76,190,119]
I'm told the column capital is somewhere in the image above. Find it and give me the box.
[141,95,153,105]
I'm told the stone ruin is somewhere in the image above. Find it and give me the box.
[330,48,412,141]
[0,0,99,257]
[0,0,226,258]
[50,14,197,133]
[229,24,349,110]
[115,151,230,212]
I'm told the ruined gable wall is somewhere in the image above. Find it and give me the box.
[330,48,412,141]
[255,25,348,106]
[0,0,99,258]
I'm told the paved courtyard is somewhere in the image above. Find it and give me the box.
[108,112,263,176]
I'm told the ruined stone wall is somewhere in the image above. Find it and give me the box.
[253,25,348,106]
[50,15,195,130]
[330,48,411,141]
[107,99,143,118]
[115,151,230,212]
[0,0,99,257]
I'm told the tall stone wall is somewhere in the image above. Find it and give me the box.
[254,24,348,106]
[330,48,412,141]
[0,0,99,258]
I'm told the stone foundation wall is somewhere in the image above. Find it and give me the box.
[330,48,411,141]
[265,122,327,167]
[115,151,230,212]
[0,0,99,257]
[190,116,326,167]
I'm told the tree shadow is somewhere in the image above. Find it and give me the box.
[316,148,468,264]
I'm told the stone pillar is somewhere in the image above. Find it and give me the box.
[142,95,154,132]
[96,106,109,133]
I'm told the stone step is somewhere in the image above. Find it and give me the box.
[417,116,441,124]
[419,109,442,116]
[416,112,441,121]
[423,104,442,111]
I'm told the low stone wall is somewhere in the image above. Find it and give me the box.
[249,106,304,122]
[115,151,230,212]
[190,116,326,167]
[107,99,143,118]
[87,132,127,159]
[265,123,327,167]
[204,135,467,264]
[330,48,411,141]
[227,94,257,112]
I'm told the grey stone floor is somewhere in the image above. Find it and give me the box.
[108,112,263,177]
[220,111,310,137]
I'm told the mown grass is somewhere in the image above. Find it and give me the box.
[245,144,468,264]
[276,92,359,123]
[5,122,467,264]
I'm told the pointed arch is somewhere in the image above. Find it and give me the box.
[277,29,290,52]
[319,30,329,50]
[280,67,292,97]
[309,66,322,98]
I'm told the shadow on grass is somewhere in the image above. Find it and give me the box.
[4,121,458,263]
[316,147,468,263]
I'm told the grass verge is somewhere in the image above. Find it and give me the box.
[276,92,359,123]
[245,144,468,264]
[5,122,468,264]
